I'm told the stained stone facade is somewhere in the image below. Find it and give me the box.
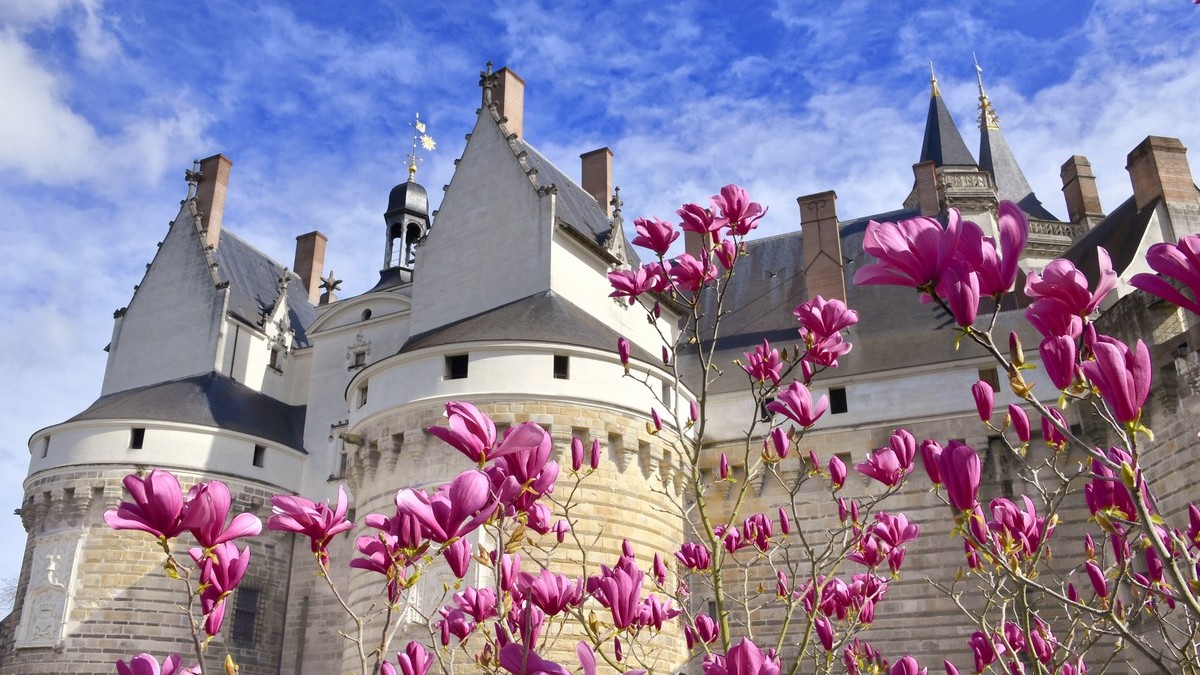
[3,64,1198,674]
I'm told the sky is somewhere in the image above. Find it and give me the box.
[0,0,1198,588]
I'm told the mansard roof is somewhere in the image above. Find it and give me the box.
[920,92,977,168]
[65,372,308,451]
[214,230,318,346]
[401,289,656,363]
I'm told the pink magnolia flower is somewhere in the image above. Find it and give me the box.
[678,202,720,237]
[104,469,186,540]
[608,267,656,303]
[938,261,979,327]
[1085,447,1140,521]
[971,380,994,423]
[1041,408,1070,449]
[703,637,781,675]
[588,560,644,629]
[970,201,1029,297]
[1026,297,1083,340]
[742,340,783,384]
[766,382,828,428]
[715,238,738,270]
[116,654,199,675]
[617,337,631,368]
[453,585,497,623]
[670,253,717,292]
[589,438,602,469]
[498,644,571,675]
[686,613,720,648]
[988,495,1053,556]
[937,441,981,511]
[443,537,471,578]
[919,439,943,484]
[570,437,584,471]
[1080,336,1151,424]
[855,429,916,487]
[1086,560,1109,598]
[268,485,354,564]
[1025,249,1116,319]
[1008,404,1031,443]
[427,401,497,464]
[711,185,767,236]
[191,541,251,636]
[764,426,790,459]
[829,454,847,489]
[394,469,496,543]
[794,295,858,367]
[675,541,711,571]
[1039,335,1077,390]
[381,642,433,675]
[1131,234,1200,314]
[630,217,679,257]
[890,655,927,675]
[518,569,583,616]
[853,210,964,289]
[180,481,262,548]
[967,631,1002,674]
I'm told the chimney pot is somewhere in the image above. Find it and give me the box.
[493,68,525,139]
[293,231,328,304]
[580,147,614,217]
[1060,155,1105,228]
[798,190,846,303]
[195,154,233,250]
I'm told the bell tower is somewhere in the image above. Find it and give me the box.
[381,114,434,283]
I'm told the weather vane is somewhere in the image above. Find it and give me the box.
[406,112,436,181]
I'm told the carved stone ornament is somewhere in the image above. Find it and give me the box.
[16,529,83,649]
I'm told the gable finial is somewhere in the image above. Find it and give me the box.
[405,112,436,182]
[319,270,342,305]
[184,159,202,199]
[610,186,623,220]
[480,60,496,107]
[929,61,941,97]
[973,53,1000,130]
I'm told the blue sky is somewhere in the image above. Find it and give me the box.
[0,0,1197,586]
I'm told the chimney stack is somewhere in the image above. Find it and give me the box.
[1127,136,1195,211]
[293,231,328,304]
[799,190,846,303]
[1060,155,1105,228]
[195,154,233,250]
[580,147,614,216]
[494,67,525,139]
[912,161,940,216]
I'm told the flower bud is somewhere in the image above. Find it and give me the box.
[617,337,631,371]
[570,437,584,472]
[1009,331,1025,367]
[719,453,730,480]
[590,438,602,470]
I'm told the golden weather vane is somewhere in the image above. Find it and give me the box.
[406,112,436,181]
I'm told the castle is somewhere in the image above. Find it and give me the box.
[3,64,1198,673]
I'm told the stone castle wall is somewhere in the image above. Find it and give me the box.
[0,467,293,675]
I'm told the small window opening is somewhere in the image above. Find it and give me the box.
[553,354,570,380]
[253,444,266,468]
[759,397,775,423]
[231,587,260,647]
[829,387,848,414]
[40,436,50,458]
[978,367,1000,392]
[391,433,405,453]
[358,382,369,408]
[337,440,348,479]
[352,351,367,369]
[662,380,675,407]
[130,427,145,450]
[361,309,373,321]
[268,347,282,372]
[445,354,469,380]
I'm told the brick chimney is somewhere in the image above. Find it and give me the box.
[580,147,613,216]
[293,231,327,304]
[912,161,940,217]
[494,67,525,139]
[799,190,846,303]
[195,154,232,250]
[1060,155,1105,228]
[1127,136,1195,211]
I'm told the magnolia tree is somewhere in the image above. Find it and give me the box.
[102,187,1200,675]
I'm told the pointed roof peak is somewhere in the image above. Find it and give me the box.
[919,66,976,168]
[973,54,1000,131]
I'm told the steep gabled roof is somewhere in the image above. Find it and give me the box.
[66,372,307,451]
[516,140,613,248]
[920,90,977,168]
[980,126,1058,221]
[401,290,656,363]
[214,230,318,346]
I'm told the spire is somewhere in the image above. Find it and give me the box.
[974,58,1058,220]
[919,64,976,168]
[405,112,436,182]
[974,54,1000,131]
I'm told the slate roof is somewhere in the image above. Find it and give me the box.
[516,140,615,248]
[694,208,1035,394]
[980,127,1059,221]
[401,290,657,364]
[214,230,318,346]
[65,372,307,451]
[920,93,977,168]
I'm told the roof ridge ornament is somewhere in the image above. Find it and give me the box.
[184,159,202,200]
[974,53,1001,130]
[479,60,496,108]
[929,61,941,97]
[405,112,436,182]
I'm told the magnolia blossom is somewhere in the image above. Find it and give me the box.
[630,217,679,256]
[1130,233,1200,314]
[712,184,767,236]
[742,340,783,384]
[104,470,187,540]
[426,401,497,464]
[394,470,496,544]
[855,429,916,487]
[268,485,354,564]
[380,642,434,675]
[116,654,199,675]
[179,481,262,549]
[794,295,858,367]
[1081,336,1151,424]
[971,380,994,423]
[937,441,981,511]
[854,211,964,289]
[766,382,828,428]
[703,637,781,675]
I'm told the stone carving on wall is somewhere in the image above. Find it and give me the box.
[16,529,83,649]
